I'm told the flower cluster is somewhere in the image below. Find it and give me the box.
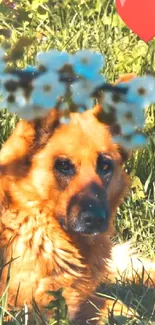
[0,46,155,150]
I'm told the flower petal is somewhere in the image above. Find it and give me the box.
[31,71,66,109]
[36,50,70,72]
[72,50,105,79]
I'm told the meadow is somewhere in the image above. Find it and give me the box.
[0,0,155,324]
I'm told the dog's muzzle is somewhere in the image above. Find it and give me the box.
[66,196,110,235]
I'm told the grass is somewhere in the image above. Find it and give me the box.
[0,0,155,324]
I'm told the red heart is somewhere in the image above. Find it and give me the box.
[116,0,155,42]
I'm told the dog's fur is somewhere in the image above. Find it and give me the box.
[0,77,155,324]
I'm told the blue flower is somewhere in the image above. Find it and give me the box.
[120,123,135,136]
[131,133,148,147]
[0,74,20,97]
[71,74,104,109]
[36,50,70,72]
[71,81,94,109]
[0,48,6,73]
[0,88,27,114]
[0,63,6,74]
[23,65,38,73]
[126,75,155,107]
[116,102,145,130]
[103,91,145,132]
[31,71,66,109]
[71,50,105,80]
[113,133,147,149]
[103,91,128,114]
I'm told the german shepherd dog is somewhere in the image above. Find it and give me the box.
[0,76,154,324]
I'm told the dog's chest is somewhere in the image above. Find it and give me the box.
[1,216,86,288]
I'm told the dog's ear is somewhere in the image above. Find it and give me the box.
[93,73,136,115]
[93,74,137,162]
[30,108,60,149]
[114,73,136,85]
[92,106,130,163]
[0,109,60,165]
[0,118,35,165]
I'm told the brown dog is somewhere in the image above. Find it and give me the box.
[0,77,154,324]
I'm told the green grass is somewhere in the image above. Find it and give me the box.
[0,0,155,324]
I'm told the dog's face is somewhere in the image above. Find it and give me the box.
[0,108,129,236]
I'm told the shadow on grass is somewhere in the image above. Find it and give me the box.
[98,280,155,324]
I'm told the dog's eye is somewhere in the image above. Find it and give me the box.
[97,154,114,176]
[54,158,75,176]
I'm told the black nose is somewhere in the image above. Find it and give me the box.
[75,209,108,234]
[68,198,110,234]
[81,209,105,226]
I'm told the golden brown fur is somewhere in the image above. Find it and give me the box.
[0,78,155,324]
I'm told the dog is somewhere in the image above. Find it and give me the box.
[0,75,154,324]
